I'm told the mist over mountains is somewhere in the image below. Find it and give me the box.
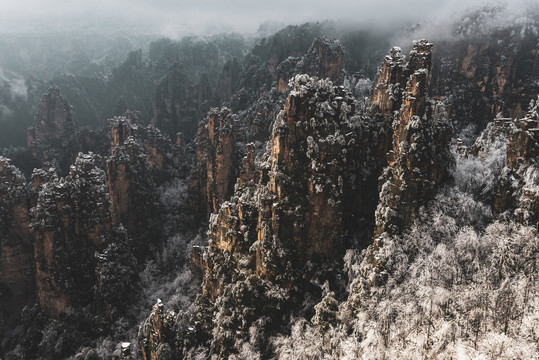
[0,1,538,359]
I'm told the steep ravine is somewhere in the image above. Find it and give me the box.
[0,12,538,359]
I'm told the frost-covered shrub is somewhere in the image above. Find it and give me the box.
[454,120,510,202]
[210,275,287,357]
[273,166,539,359]
[312,291,339,332]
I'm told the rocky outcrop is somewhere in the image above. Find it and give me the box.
[374,40,453,237]
[189,37,349,225]
[150,63,213,139]
[189,108,238,220]
[110,116,138,149]
[30,153,112,316]
[201,75,377,345]
[372,41,436,160]
[506,102,539,170]
[189,246,207,282]
[138,300,197,360]
[109,115,175,175]
[21,116,167,321]
[0,157,34,337]
[296,37,345,85]
[138,300,178,360]
[238,143,257,188]
[144,125,174,173]
[206,75,368,293]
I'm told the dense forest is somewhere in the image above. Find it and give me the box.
[0,2,538,359]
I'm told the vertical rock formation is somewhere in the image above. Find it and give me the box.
[495,96,539,225]
[189,108,237,220]
[255,75,366,272]
[106,117,160,259]
[296,37,345,85]
[188,37,349,226]
[110,116,138,148]
[371,46,408,166]
[22,115,167,321]
[150,63,213,139]
[24,87,113,176]
[141,75,381,358]
[202,75,376,349]
[371,46,406,115]
[215,57,242,104]
[276,37,345,94]
[138,300,178,360]
[27,87,77,150]
[144,125,173,173]
[506,100,539,170]
[371,40,436,160]
[0,157,34,337]
[238,143,257,188]
[429,25,539,131]
[30,153,112,316]
[374,40,453,237]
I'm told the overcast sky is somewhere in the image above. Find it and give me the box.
[0,0,535,36]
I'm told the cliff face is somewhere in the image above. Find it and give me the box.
[276,37,345,93]
[430,26,539,131]
[495,97,539,225]
[30,153,112,316]
[372,47,406,115]
[256,75,368,270]
[189,108,238,220]
[138,300,179,360]
[215,57,242,104]
[27,87,77,150]
[183,75,379,356]
[150,63,213,139]
[0,157,34,337]
[188,37,349,225]
[28,116,167,319]
[26,87,79,173]
[106,118,160,259]
[374,41,453,237]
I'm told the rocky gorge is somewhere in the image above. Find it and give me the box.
[0,6,538,359]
